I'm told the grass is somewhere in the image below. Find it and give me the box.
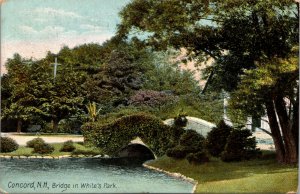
[1,142,101,157]
[147,153,298,193]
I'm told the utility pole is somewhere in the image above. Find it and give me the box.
[50,57,61,80]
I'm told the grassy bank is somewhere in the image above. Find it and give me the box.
[1,143,101,157]
[147,153,298,193]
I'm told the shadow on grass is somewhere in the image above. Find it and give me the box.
[148,152,298,183]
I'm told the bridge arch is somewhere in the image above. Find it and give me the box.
[117,141,156,160]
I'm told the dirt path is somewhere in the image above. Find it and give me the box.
[1,133,84,146]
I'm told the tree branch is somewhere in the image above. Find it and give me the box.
[256,127,273,137]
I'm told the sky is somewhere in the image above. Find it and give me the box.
[0,0,131,73]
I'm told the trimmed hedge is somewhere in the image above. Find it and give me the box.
[0,137,19,153]
[82,113,183,157]
[27,137,54,154]
[32,143,54,154]
[60,140,76,152]
[26,138,45,148]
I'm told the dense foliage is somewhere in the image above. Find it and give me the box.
[60,140,76,152]
[26,138,45,148]
[0,137,19,153]
[221,129,261,162]
[129,90,176,108]
[206,120,233,157]
[118,0,299,164]
[82,113,183,157]
[167,130,208,164]
[32,143,55,154]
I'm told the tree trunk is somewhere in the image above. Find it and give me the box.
[17,120,22,133]
[52,119,59,133]
[275,96,298,164]
[265,100,285,163]
[292,87,299,155]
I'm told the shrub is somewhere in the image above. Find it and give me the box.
[26,138,45,148]
[221,129,261,162]
[206,120,233,157]
[0,137,19,153]
[186,152,210,164]
[128,90,175,107]
[60,140,76,152]
[167,130,207,160]
[166,146,190,159]
[59,140,76,152]
[32,143,54,154]
[173,114,188,128]
[179,130,205,151]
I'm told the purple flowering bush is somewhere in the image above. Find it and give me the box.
[129,90,176,107]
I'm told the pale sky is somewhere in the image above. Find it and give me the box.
[1,0,131,73]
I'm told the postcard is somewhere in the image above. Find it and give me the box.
[0,0,298,193]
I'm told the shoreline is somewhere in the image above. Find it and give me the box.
[143,162,198,193]
[0,154,107,159]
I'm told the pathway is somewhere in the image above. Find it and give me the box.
[0,133,84,146]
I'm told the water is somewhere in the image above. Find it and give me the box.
[0,158,194,193]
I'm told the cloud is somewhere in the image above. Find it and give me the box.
[19,25,38,34]
[80,24,104,32]
[18,25,69,40]
[32,7,83,19]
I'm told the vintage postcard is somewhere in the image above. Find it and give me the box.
[0,0,298,193]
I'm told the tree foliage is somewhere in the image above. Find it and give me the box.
[118,0,299,164]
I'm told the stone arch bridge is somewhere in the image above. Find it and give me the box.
[118,117,216,159]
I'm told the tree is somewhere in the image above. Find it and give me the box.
[41,50,86,133]
[117,0,298,163]
[83,44,153,107]
[230,51,298,163]
[2,54,37,133]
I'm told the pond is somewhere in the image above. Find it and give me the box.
[0,158,194,193]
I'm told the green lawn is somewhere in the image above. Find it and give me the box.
[1,143,101,157]
[147,154,298,193]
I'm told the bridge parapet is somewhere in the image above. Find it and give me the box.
[164,116,216,137]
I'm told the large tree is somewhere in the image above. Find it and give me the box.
[2,54,38,133]
[117,0,299,163]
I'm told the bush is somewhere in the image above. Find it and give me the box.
[186,152,210,164]
[179,130,205,151]
[167,130,207,160]
[221,129,261,162]
[32,143,54,154]
[128,90,176,108]
[60,140,76,152]
[0,137,19,153]
[166,146,190,159]
[26,138,45,148]
[173,114,188,128]
[206,120,233,157]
